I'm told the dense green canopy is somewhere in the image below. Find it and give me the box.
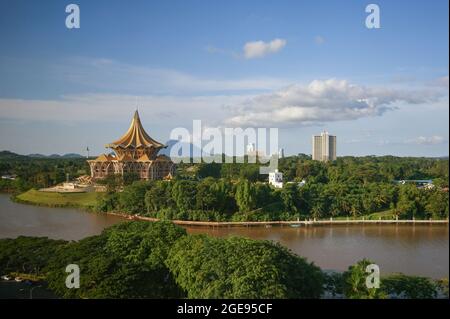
[166,235,324,298]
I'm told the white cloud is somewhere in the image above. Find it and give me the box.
[224,79,445,127]
[406,136,447,145]
[55,57,289,94]
[243,38,287,59]
[0,60,447,140]
[0,93,249,126]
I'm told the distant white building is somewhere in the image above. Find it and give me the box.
[270,148,285,159]
[312,131,336,161]
[423,183,435,190]
[269,169,283,188]
[395,179,435,189]
[271,148,284,159]
[62,182,77,190]
[246,143,256,154]
[246,142,265,157]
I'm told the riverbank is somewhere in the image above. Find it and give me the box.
[108,212,449,227]
[1,193,448,279]
[10,190,450,227]
[13,189,101,210]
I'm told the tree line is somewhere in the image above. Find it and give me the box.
[0,153,88,193]
[1,153,448,220]
[96,155,449,220]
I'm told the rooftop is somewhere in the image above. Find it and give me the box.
[106,110,165,149]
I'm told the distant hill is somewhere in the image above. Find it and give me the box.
[0,151,84,160]
[27,153,47,158]
[0,150,26,160]
[28,153,83,159]
[61,153,84,158]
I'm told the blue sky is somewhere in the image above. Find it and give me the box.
[0,0,448,157]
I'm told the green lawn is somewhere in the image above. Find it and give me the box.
[331,210,396,220]
[15,189,102,209]
[365,210,396,220]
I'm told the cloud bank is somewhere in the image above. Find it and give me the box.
[55,57,289,94]
[225,79,445,127]
[406,136,447,145]
[0,78,446,131]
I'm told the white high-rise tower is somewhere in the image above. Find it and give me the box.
[312,131,336,161]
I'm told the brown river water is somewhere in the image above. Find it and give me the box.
[0,194,448,278]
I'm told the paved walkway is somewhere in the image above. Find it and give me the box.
[107,212,449,227]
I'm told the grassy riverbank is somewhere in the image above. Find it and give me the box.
[109,212,448,227]
[11,190,449,226]
[14,189,102,209]
[332,210,396,220]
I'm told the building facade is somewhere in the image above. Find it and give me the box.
[269,169,283,188]
[88,111,175,181]
[312,131,336,161]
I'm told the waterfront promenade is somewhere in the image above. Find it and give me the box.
[107,212,449,227]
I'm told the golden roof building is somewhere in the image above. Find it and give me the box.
[88,111,175,180]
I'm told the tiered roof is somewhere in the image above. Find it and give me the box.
[137,154,152,162]
[106,111,165,149]
[93,154,116,162]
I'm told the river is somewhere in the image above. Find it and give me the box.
[0,194,448,278]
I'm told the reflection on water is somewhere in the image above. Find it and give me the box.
[0,194,125,241]
[0,194,448,278]
[185,224,449,278]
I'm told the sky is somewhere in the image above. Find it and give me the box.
[0,0,448,157]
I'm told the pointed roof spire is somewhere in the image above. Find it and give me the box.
[107,110,165,149]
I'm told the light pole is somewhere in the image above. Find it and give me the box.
[21,285,42,299]
[30,285,42,299]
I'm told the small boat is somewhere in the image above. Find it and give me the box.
[290,224,301,228]
[265,224,272,228]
